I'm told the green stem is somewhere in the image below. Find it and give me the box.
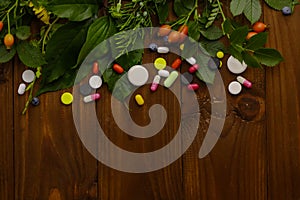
[42,17,59,54]
[6,12,10,34]
[22,77,36,115]
[183,3,198,25]
[216,0,226,21]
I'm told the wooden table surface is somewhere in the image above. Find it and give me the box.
[1,1,300,200]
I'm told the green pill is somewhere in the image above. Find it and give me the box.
[164,71,178,88]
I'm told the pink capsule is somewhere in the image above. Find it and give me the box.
[237,76,252,88]
[187,83,199,90]
[83,93,101,103]
[92,61,99,74]
[188,64,199,74]
[150,75,161,92]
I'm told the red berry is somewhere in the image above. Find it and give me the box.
[253,22,267,33]
[158,25,171,36]
[0,21,3,32]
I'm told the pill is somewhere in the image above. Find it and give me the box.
[157,47,169,54]
[181,72,193,85]
[188,64,199,74]
[216,51,224,59]
[227,55,247,74]
[158,70,170,78]
[149,43,158,51]
[237,76,252,88]
[31,97,40,106]
[228,81,242,95]
[171,58,182,69]
[22,69,35,83]
[89,75,102,89]
[154,57,167,70]
[219,61,223,68]
[18,83,26,95]
[187,83,199,91]
[186,57,196,65]
[135,94,144,106]
[150,75,161,92]
[113,63,124,74]
[61,92,73,105]
[83,93,101,103]
[208,57,220,70]
[79,83,92,96]
[92,61,99,74]
[179,44,185,51]
[128,65,149,86]
[164,71,178,88]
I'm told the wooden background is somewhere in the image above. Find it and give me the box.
[1,1,300,199]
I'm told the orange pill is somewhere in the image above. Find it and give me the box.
[171,58,182,69]
[92,61,99,74]
[113,63,124,74]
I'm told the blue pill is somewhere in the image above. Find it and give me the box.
[31,97,40,106]
[282,6,292,15]
[149,43,158,51]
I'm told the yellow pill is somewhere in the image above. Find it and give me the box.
[61,92,73,105]
[180,44,185,51]
[216,51,224,59]
[135,94,144,106]
[219,61,223,68]
[154,57,167,70]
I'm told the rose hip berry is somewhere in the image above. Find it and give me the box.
[0,21,3,32]
[4,33,14,49]
[246,32,257,40]
[253,22,267,33]
[158,25,171,36]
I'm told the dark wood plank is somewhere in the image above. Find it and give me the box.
[13,58,98,200]
[265,5,300,200]
[0,62,14,200]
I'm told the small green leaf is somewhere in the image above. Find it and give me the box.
[243,0,262,24]
[242,51,261,68]
[16,41,47,68]
[229,44,243,62]
[156,1,169,24]
[16,26,31,40]
[245,32,267,50]
[174,0,192,16]
[115,50,144,71]
[230,0,247,16]
[200,25,223,40]
[264,0,291,10]
[200,40,226,57]
[230,26,248,45]
[254,48,284,66]
[222,19,233,34]
[0,46,16,63]
[187,21,201,41]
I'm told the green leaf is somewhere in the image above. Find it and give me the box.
[242,51,261,68]
[254,48,284,66]
[44,21,90,83]
[200,25,223,40]
[243,0,262,24]
[187,21,201,41]
[174,0,192,16]
[200,40,226,57]
[48,0,98,21]
[222,19,233,34]
[16,26,31,40]
[76,16,117,68]
[230,0,247,16]
[0,46,16,63]
[264,0,291,10]
[229,44,243,62]
[16,41,47,68]
[110,74,135,101]
[245,32,267,50]
[115,50,144,71]
[156,1,169,24]
[230,26,248,45]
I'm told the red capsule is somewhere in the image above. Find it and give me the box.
[171,58,182,69]
[187,83,199,90]
[113,63,124,74]
[188,64,199,74]
[92,61,99,74]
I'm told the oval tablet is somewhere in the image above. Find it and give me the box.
[227,55,247,74]
[158,70,170,78]
[157,47,169,54]
[154,57,167,70]
[135,94,144,106]
[89,75,102,89]
[186,57,196,65]
[128,65,149,86]
[228,81,242,95]
[164,71,178,88]
[22,70,35,83]
[18,83,26,95]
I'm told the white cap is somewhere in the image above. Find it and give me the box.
[228,81,242,95]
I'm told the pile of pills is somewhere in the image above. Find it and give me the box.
[18,69,40,106]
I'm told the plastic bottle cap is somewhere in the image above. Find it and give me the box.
[128,65,149,86]
[22,70,35,83]
[228,81,242,95]
[154,57,167,70]
[61,92,73,105]
[227,55,247,74]
[89,75,102,89]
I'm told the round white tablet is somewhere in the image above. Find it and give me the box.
[22,70,35,83]
[228,81,242,95]
[227,55,247,74]
[128,65,149,86]
[89,75,102,89]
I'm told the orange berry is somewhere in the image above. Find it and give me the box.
[158,25,171,37]
[253,22,267,33]
[168,31,181,43]
[0,21,3,32]
[246,32,257,40]
[4,33,14,49]
[178,24,188,42]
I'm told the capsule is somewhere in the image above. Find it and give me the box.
[157,47,169,54]
[164,71,178,88]
[83,93,101,103]
[188,64,199,74]
[187,83,199,91]
[171,58,182,69]
[237,76,252,88]
[135,94,144,106]
[158,70,170,78]
[113,63,124,74]
[92,61,99,74]
[150,75,161,92]
[18,83,26,95]
[186,57,196,65]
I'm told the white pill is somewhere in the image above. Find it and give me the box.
[186,57,196,65]
[158,70,170,78]
[227,55,247,74]
[17,83,26,95]
[22,70,35,83]
[89,75,102,89]
[228,81,242,95]
[157,47,169,54]
[128,65,149,86]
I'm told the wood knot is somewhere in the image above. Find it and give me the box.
[236,94,265,121]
